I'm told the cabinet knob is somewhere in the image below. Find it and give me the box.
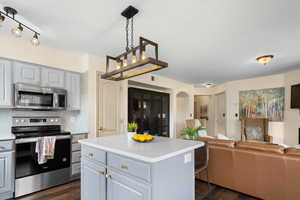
[87,153,93,157]
[121,164,128,169]
[106,174,112,179]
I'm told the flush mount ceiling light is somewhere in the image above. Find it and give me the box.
[101,6,168,81]
[202,82,215,88]
[0,7,40,46]
[256,55,274,65]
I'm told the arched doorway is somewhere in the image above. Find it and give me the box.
[176,91,190,138]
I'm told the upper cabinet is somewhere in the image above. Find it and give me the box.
[0,59,12,107]
[13,62,41,85]
[41,68,65,88]
[66,72,81,110]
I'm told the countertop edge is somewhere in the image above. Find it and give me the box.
[79,140,204,163]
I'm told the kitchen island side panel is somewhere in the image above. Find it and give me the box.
[152,150,195,200]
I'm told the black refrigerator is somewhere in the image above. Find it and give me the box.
[128,87,170,137]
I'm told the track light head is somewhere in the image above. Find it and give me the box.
[31,33,40,46]
[0,14,5,27]
[11,23,23,37]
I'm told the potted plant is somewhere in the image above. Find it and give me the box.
[181,126,206,140]
[128,122,138,139]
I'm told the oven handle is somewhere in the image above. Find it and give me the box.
[15,135,71,144]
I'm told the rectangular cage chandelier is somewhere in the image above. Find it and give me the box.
[101,6,168,81]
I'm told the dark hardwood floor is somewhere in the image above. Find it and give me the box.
[15,180,259,200]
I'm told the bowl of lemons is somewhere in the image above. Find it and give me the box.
[132,134,154,143]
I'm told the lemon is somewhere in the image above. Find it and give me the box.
[145,135,153,141]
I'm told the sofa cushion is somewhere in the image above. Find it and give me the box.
[196,137,235,148]
[285,148,300,157]
[236,141,285,154]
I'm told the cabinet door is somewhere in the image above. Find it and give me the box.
[107,169,151,200]
[41,68,65,88]
[13,62,41,85]
[0,59,12,107]
[0,152,13,194]
[65,72,80,110]
[81,161,106,200]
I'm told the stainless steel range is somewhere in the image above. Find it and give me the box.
[12,117,71,198]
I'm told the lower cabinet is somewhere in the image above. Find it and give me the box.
[81,151,151,200]
[107,169,151,200]
[81,160,106,200]
[0,151,14,196]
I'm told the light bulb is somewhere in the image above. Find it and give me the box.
[132,55,137,64]
[123,58,128,67]
[116,61,121,69]
[11,24,23,37]
[31,33,40,46]
[141,50,146,60]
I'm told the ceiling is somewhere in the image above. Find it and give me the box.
[1,0,300,85]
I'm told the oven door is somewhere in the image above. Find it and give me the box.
[15,135,71,179]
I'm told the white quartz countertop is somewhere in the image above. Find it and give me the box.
[0,134,15,141]
[79,135,204,163]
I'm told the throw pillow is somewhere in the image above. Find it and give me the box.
[245,126,264,141]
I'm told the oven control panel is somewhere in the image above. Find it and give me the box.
[12,117,62,127]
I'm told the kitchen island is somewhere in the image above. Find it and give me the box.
[79,135,204,200]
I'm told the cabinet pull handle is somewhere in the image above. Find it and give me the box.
[87,153,93,157]
[98,170,105,175]
[106,174,112,179]
[0,146,5,150]
[121,164,128,169]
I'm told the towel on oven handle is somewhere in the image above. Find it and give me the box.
[35,136,56,164]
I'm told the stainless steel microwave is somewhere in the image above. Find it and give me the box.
[14,83,67,110]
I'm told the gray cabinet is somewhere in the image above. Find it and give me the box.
[41,68,65,88]
[65,72,81,110]
[0,59,12,107]
[81,144,195,200]
[0,152,13,194]
[71,133,88,179]
[107,169,151,200]
[13,62,41,85]
[0,140,14,200]
[81,159,106,200]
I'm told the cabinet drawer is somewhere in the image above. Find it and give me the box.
[72,134,87,143]
[72,143,81,151]
[107,153,151,182]
[72,151,81,163]
[72,163,81,175]
[0,141,13,152]
[82,146,106,164]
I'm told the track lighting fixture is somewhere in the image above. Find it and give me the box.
[0,6,41,46]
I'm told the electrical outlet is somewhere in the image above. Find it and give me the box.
[184,153,192,164]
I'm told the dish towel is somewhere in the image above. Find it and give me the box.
[35,136,56,165]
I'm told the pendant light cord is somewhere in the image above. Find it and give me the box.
[126,18,130,52]
[131,17,134,49]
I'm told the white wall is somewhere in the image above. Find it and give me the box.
[176,92,190,137]
[284,68,300,145]
[195,74,286,143]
